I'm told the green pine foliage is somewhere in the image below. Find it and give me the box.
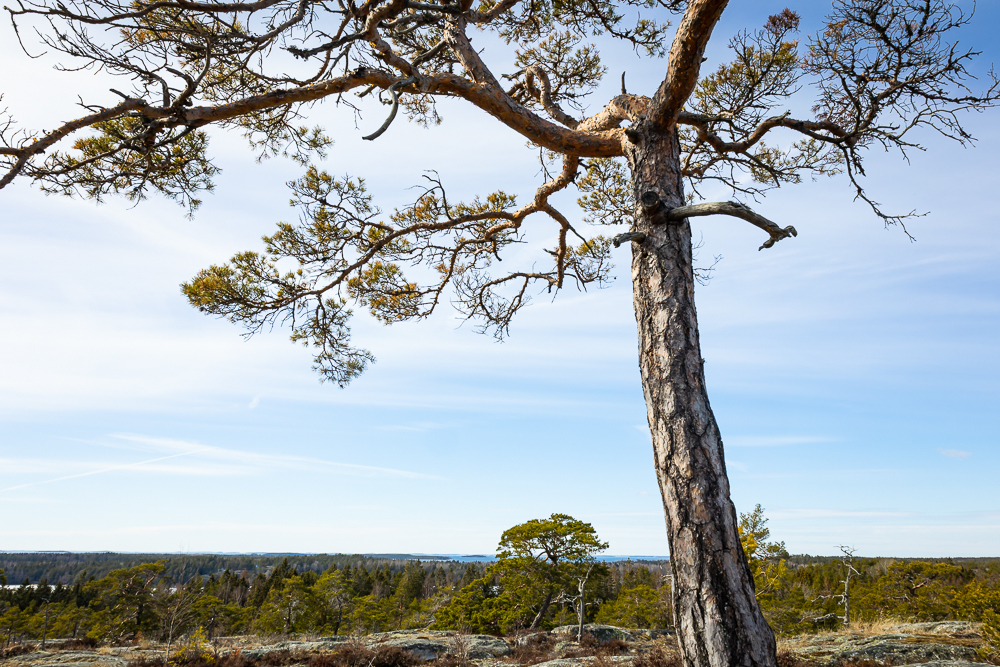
[1,518,999,645]
[981,610,1000,662]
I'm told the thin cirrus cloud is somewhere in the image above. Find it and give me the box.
[107,433,443,480]
[0,450,212,493]
[725,435,837,448]
[0,433,443,494]
[768,509,912,519]
[938,449,972,459]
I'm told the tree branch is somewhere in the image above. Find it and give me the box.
[6,0,288,24]
[362,76,418,140]
[677,111,852,153]
[650,0,729,129]
[524,65,578,129]
[663,200,797,250]
[0,96,149,189]
[171,70,623,156]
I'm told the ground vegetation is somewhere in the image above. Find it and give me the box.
[1,514,999,647]
[5,2,999,664]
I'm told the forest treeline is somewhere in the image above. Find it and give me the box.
[0,554,455,590]
[1,511,999,648]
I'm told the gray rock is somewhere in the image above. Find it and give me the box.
[365,630,510,661]
[514,632,551,648]
[552,641,578,658]
[829,640,980,666]
[462,635,511,659]
[527,659,594,667]
[552,625,636,644]
[1,651,128,667]
[528,657,635,667]
[893,623,982,638]
[375,637,450,661]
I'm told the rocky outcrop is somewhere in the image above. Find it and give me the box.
[1,621,990,667]
[550,624,673,645]
[237,631,510,663]
[893,623,981,639]
[526,658,635,667]
[781,623,985,667]
[368,631,509,660]
[828,638,979,666]
[1,648,130,667]
[552,625,636,643]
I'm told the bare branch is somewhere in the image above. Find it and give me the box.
[662,200,797,250]
[362,76,418,140]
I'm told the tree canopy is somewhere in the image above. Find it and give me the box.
[2,1,995,385]
[491,513,609,630]
[3,1,998,666]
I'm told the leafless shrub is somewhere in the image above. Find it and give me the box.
[776,652,811,667]
[261,649,314,666]
[125,657,167,667]
[0,644,37,659]
[308,654,337,667]
[332,645,421,667]
[130,649,253,667]
[505,633,559,666]
[599,639,630,656]
[564,634,631,659]
[633,646,681,667]
[59,637,100,650]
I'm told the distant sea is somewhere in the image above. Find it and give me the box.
[408,554,670,563]
[0,551,669,562]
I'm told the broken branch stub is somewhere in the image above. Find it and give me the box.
[612,231,646,247]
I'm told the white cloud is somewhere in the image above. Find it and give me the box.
[0,432,444,495]
[0,459,97,474]
[109,433,443,480]
[938,449,971,459]
[0,450,210,492]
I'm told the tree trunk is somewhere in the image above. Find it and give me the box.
[625,125,777,667]
[529,590,553,630]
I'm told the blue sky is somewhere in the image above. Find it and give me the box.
[1,1,997,557]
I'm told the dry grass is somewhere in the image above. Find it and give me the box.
[840,619,911,636]
[1,644,38,659]
[124,643,421,667]
[58,637,100,650]
[632,646,681,667]
[563,635,631,659]
[776,652,813,667]
[504,633,559,666]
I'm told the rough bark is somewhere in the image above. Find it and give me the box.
[651,0,730,129]
[624,125,777,667]
[530,590,554,630]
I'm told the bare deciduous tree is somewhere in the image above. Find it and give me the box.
[812,545,860,627]
[553,561,599,642]
[2,1,997,666]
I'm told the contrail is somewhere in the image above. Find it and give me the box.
[1,450,208,492]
